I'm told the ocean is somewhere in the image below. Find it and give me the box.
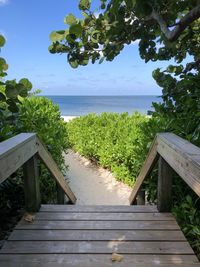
[44,95,162,116]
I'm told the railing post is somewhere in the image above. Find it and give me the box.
[23,155,41,212]
[56,182,65,204]
[133,188,145,205]
[136,189,145,205]
[157,156,173,212]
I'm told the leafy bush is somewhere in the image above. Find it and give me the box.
[67,112,167,185]
[18,96,69,202]
[67,112,200,259]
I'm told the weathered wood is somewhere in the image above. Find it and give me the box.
[16,220,180,230]
[1,204,199,266]
[40,204,158,213]
[136,189,145,205]
[35,212,174,221]
[36,138,76,204]
[23,155,41,212]
[0,254,199,267]
[0,133,37,184]
[129,137,159,204]
[56,182,65,204]
[0,240,194,254]
[157,133,200,197]
[157,156,173,212]
[9,229,186,241]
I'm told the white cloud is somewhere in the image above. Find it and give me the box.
[0,0,9,6]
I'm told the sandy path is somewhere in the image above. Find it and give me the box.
[64,150,132,205]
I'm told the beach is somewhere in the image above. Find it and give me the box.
[62,116,77,122]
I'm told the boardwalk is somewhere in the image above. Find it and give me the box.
[0,204,200,267]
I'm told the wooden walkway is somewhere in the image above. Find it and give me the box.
[0,205,200,267]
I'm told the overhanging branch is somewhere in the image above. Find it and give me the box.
[151,4,200,42]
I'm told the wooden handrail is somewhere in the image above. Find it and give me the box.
[129,136,159,204]
[36,138,76,204]
[0,133,76,209]
[129,133,200,209]
[0,133,38,184]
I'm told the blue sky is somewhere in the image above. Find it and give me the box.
[0,0,170,95]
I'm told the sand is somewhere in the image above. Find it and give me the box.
[65,150,132,205]
[62,116,78,122]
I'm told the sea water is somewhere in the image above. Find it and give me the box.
[44,95,161,116]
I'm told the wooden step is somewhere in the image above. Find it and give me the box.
[0,205,199,267]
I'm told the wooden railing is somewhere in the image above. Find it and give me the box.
[0,133,76,212]
[129,133,200,211]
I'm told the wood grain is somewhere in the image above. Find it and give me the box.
[0,133,37,183]
[35,212,174,221]
[129,137,159,204]
[37,138,76,204]
[0,254,199,267]
[40,204,158,213]
[1,241,194,254]
[9,229,186,241]
[16,220,180,230]
[157,133,200,197]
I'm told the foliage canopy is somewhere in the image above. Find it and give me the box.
[49,0,200,68]
[49,0,200,144]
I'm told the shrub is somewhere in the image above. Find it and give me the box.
[67,111,200,259]
[18,96,69,202]
[67,112,168,185]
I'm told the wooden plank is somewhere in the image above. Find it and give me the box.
[0,241,194,254]
[129,137,159,204]
[35,212,175,221]
[40,204,158,213]
[16,220,180,230]
[157,157,173,212]
[9,229,186,241]
[23,155,41,212]
[0,133,37,183]
[37,138,76,204]
[157,133,200,197]
[0,254,199,267]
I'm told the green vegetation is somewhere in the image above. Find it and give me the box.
[0,36,68,204]
[49,0,200,258]
[19,96,69,202]
[67,112,166,185]
[67,112,200,258]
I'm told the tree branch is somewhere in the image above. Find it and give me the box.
[151,4,200,42]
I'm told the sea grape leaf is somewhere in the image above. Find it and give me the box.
[19,78,32,90]
[0,92,6,101]
[64,13,77,25]
[69,24,83,36]
[79,0,91,10]
[0,57,8,71]
[50,31,65,42]
[69,59,79,68]
[0,35,5,47]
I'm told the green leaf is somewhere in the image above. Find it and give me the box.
[19,78,32,90]
[5,85,18,98]
[0,35,6,47]
[50,31,65,42]
[69,24,83,37]
[7,101,19,113]
[68,59,79,68]
[0,92,6,101]
[0,57,8,71]
[91,30,100,43]
[64,14,77,25]
[79,0,91,10]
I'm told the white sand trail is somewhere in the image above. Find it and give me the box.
[64,150,132,205]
